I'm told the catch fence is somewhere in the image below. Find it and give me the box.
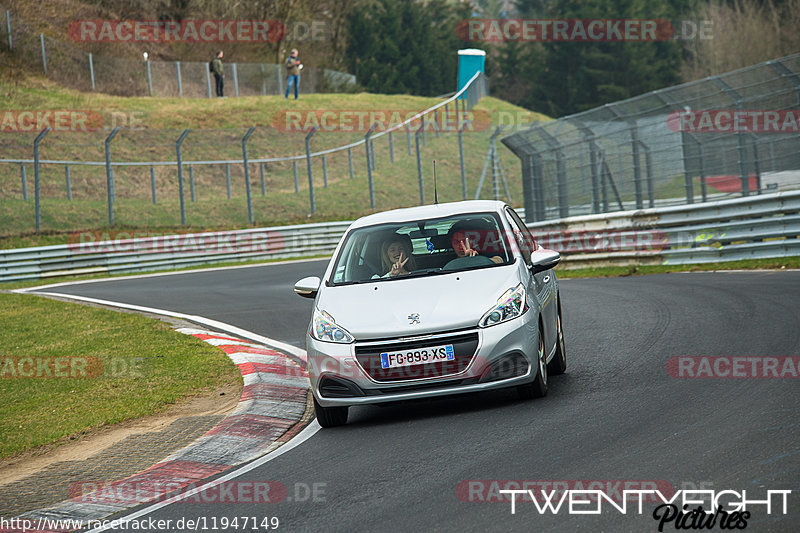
[502,53,800,223]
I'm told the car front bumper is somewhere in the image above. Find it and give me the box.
[307,311,539,407]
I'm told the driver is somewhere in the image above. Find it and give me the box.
[448,221,503,264]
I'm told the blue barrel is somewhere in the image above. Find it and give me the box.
[457,49,486,98]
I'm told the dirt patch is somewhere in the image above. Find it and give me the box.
[0,380,241,487]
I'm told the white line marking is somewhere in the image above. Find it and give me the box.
[83,421,321,533]
[13,290,307,361]
[11,283,320,530]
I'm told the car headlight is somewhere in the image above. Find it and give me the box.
[479,284,527,327]
[312,309,354,343]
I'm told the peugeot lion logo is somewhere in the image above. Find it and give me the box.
[408,313,420,325]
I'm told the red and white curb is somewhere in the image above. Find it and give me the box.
[8,329,312,532]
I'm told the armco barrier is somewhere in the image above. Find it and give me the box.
[0,221,351,282]
[1,192,799,282]
[528,190,800,268]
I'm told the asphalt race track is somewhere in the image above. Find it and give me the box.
[34,264,800,532]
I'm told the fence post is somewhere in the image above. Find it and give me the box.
[33,128,50,232]
[277,65,283,96]
[538,128,569,218]
[150,166,157,204]
[698,142,707,202]
[365,124,377,209]
[5,10,11,50]
[242,127,256,224]
[176,61,182,97]
[205,65,212,98]
[305,127,318,214]
[88,53,95,90]
[630,123,643,209]
[260,162,266,196]
[260,64,266,95]
[389,131,394,163]
[176,129,190,225]
[233,63,239,97]
[65,164,72,200]
[369,139,376,171]
[406,124,412,156]
[347,147,354,179]
[225,163,232,199]
[293,160,299,192]
[322,155,328,187]
[104,127,120,225]
[434,109,440,138]
[145,59,152,96]
[458,122,467,200]
[20,165,28,201]
[189,165,196,202]
[415,122,424,205]
[40,33,46,74]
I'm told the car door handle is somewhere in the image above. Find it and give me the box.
[542,275,550,283]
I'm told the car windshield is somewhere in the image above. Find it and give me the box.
[328,212,514,285]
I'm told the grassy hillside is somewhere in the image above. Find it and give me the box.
[0,78,549,248]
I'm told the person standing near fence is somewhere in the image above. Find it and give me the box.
[211,51,225,97]
[285,49,302,99]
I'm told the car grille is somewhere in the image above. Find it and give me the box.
[354,332,479,382]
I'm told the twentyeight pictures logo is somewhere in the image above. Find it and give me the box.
[69,20,285,42]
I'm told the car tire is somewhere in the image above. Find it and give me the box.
[517,324,548,399]
[547,303,566,375]
[314,397,348,427]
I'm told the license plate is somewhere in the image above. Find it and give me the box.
[380,344,455,369]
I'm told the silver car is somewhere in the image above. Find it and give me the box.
[294,200,566,427]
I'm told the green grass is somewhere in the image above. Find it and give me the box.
[555,255,800,278]
[0,77,548,247]
[0,292,242,458]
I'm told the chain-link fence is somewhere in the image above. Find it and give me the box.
[502,53,800,223]
[0,73,496,233]
[0,8,355,97]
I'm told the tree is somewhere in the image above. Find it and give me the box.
[345,0,470,95]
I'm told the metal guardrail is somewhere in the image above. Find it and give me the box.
[1,192,798,282]
[0,222,351,282]
[528,190,800,268]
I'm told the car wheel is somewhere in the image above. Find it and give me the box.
[547,303,566,375]
[314,397,348,427]
[517,324,548,399]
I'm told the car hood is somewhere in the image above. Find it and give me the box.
[317,265,522,339]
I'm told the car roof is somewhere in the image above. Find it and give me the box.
[349,200,509,229]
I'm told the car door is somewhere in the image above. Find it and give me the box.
[505,207,558,356]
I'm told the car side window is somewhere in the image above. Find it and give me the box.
[505,208,537,266]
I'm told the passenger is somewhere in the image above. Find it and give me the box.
[449,222,503,264]
[380,235,417,277]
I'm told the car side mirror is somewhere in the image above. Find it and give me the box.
[529,249,561,273]
[294,276,321,299]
